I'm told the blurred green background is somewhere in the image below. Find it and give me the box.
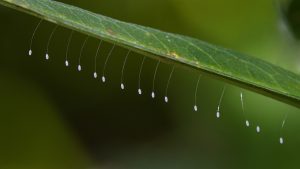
[0,0,300,169]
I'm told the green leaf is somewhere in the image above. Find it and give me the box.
[0,0,299,108]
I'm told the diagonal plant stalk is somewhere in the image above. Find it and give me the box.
[0,0,299,108]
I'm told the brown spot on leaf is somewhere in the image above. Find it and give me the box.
[169,52,179,59]
[106,29,116,36]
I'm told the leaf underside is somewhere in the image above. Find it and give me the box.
[0,0,299,108]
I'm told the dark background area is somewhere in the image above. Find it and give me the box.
[0,0,300,169]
